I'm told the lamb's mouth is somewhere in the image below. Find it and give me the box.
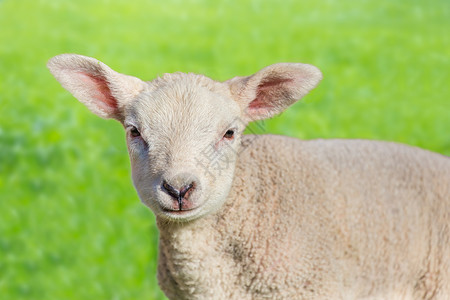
[161,206,200,217]
[162,207,196,213]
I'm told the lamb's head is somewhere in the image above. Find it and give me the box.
[47,54,322,222]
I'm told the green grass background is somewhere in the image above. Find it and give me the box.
[0,0,449,299]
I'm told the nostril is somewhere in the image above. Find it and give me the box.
[161,180,180,200]
[179,182,195,199]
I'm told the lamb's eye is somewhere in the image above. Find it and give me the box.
[224,129,235,139]
[130,126,141,138]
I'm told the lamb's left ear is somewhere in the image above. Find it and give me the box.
[47,54,146,121]
[226,63,322,121]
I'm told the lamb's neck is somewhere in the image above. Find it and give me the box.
[157,216,220,250]
[156,215,239,299]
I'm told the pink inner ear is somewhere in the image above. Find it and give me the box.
[77,71,118,112]
[248,77,293,110]
[87,74,118,110]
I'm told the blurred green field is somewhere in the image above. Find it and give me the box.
[0,0,449,299]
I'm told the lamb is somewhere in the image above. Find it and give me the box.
[47,54,450,300]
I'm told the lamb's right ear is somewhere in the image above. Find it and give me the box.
[47,54,145,121]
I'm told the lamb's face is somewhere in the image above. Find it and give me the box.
[47,54,322,222]
[124,76,243,221]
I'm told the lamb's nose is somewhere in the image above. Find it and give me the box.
[161,175,196,210]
